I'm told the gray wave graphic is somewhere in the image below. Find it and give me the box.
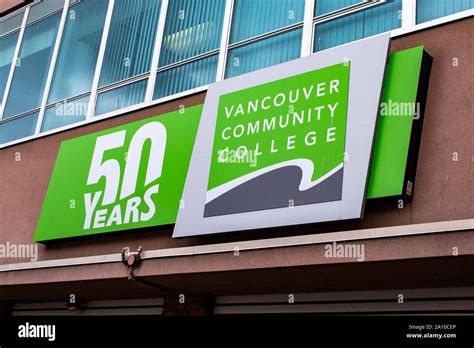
[204,166,343,217]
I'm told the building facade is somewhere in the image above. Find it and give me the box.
[0,0,473,316]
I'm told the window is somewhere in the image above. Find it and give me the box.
[153,0,226,99]
[0,0,471,145]
[95,0,162,115]
[1,12,23,112]
[47,0,108,105]
[225,0,304,78]
[3,11,61,118]
[230,0,305,43]
[0,111,38,144]
[417,0,473,23]
[41,95,89,132]
[155,54,219,98]
[0,31,19,109]
[313,0,402,52]
[226,28,302,77]
[96,79,147,116]
[42,0,108,131]
[99,0,162,86]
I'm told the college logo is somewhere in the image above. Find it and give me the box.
[174,33,391,237]
[204,63,350,217]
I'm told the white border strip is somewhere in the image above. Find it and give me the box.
[1,219,472,273]
[86,0,115,119]
[301,0,315,57]
[145,0,169,103]
[215,0,234,82]
[401,0,416,29]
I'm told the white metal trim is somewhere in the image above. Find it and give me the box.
[301,0,315,57]
[86,0,115,120]
[228,22,304,50]
[0,7,29,120]
[35,0,70,135]
[215,0,234,82]
[402,0,416,28]
[313,1,383,25]
[0,27,21,39]
[145,0,169,103]
[0,218,472,273]
[156,48,220,71]
[96,72,149,94]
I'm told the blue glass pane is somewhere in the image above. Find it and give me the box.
[48,0,108,103]
[159,0,226,67]
[417,0,473,23]
[0,112,38,144]
[225,28,302,78]
[230,0,305,43]
[96,79,147,115]
[3,13,60,118]
[154,54,218,99]
[41,95,89,132]
[315,0,362,16]
[314,0,402,52]
[0,31,19,108]
[99,0,162,87]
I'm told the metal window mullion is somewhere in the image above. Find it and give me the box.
[86,0,115,120]
[145,0,169,103]
[0,27,21,39]
[157,49,220,73]
[0,7,29,121]
[301,0,315,57]
[402,0,417,28]
[97,73,150,95]
[34,0,70,135]
[313,1,383,25]
[215,0,234,82]
[229,21,304,49]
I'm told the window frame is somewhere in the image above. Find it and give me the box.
[0,0,472,148]
[2,6,63,120]
[150,0,228,102]
[223,0,306,78]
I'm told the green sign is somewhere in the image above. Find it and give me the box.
[205,63,350,216]
[34,44,429,242]
[367,45,428,198]
[34,105,202,242]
